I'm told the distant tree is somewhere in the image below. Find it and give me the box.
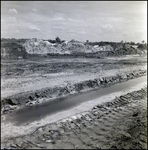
[126,41,130,44]
[55,37,62,43]
[138,43,147,50]
[48,39,56,43]
[86,40,89,43]
[70,39,75,42]
[110,42,117,50]
[142,40,145,44]
[84,40,90,45]
[130,41,135,45]
[123,43,126,49]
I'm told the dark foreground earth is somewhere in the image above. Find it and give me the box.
[1,87,147,149]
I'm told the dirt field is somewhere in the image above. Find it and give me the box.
[1,87,147,149]
[1,55,147,99]
[1,55,147,113]
[1,53,147,149]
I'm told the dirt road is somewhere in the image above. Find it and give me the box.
[1,87,147,149]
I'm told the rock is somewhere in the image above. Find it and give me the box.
[93,112,99,116]
[85,114,92,121]
[35,92,40,98]
[132,112,139,117]
[5,98,17,105]
[105,102,112,107]
[45,139,52,143]
[71,116,77,120]
[67,118,73,122]
[28,95,34,101]
[76,114,82,119]
[10,144,17,148]
[93,106,98,109]
[119,131,131,140]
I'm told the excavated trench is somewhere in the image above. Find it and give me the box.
[1,69,146,116]
[1,83,147,150]
[4,74,147,126]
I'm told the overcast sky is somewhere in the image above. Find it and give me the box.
[1,1,147,42]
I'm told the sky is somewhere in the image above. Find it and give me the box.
[1,1,147,42]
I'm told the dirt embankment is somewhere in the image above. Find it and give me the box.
[1,38,144,59]
[1,69,146,115]
[1,87,147,149]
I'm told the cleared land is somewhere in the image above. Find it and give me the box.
[1,39,147,149]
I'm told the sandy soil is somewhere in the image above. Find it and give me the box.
[1,55,147,115]
[1,55,147,99]
[1,54,147,149]
[1,86,147,149]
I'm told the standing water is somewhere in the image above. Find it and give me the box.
[5,75,147,125]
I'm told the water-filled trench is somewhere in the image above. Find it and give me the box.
[5,76,147,125]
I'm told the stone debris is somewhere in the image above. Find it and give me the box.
[1,68,146,115]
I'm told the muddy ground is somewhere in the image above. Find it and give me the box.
[1,55,147,114]
[1,87,147,149]
[1,54,147,149]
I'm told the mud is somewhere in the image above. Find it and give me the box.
[1,69,147,115]
[4,75,146,126]
[1,87,147,149]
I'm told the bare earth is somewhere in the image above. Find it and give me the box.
[1,54,147,149]
[1,87,147,149]
[1,55,147,99]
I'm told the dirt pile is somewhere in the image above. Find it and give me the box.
[1,39,28,59]
[1,87,147,149]
[1,38,144,59]
[1,69,146,115]
[23,38,63,54]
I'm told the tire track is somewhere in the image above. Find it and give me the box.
[1,87,147,149]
